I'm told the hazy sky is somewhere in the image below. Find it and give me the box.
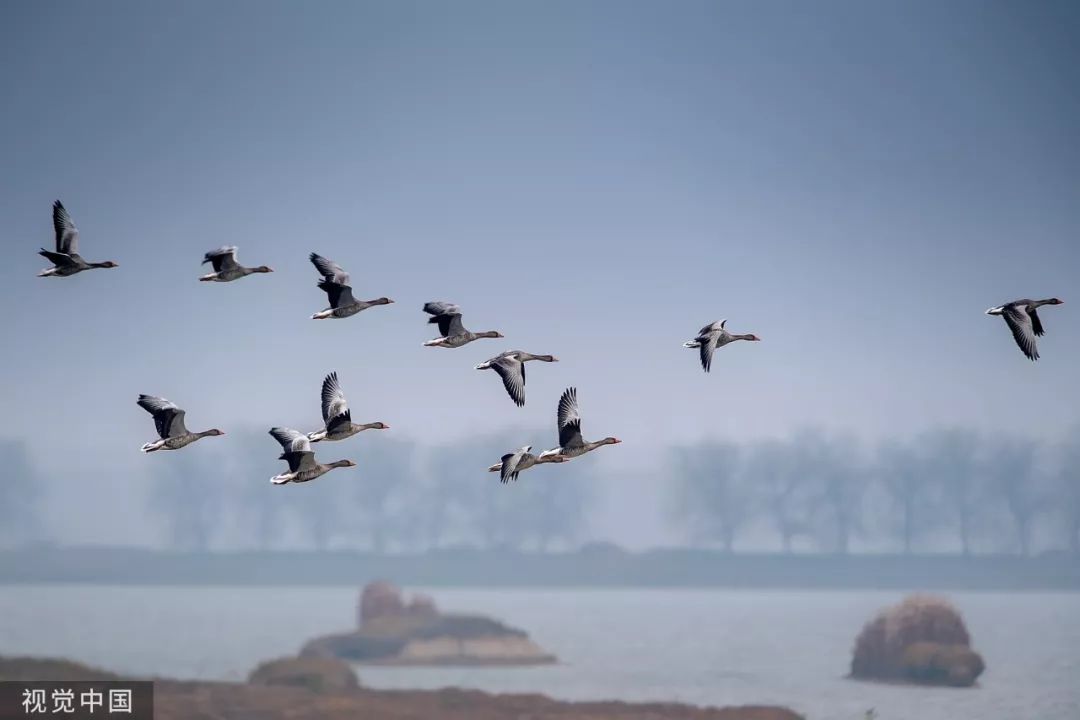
[2,0,1078,547]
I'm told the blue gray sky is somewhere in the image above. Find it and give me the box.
[2,0,1078,547]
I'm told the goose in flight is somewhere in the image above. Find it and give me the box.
[475,351,558,407]
[422,301,503,348]
[488,444,570,479]
[307,371,390,442]
[537,386,621,461]
[487,444,568,478]
[199,246,273,282]
[986,298,1064,361]
[268,427,357,484]
[683,319,760,372]
[136,395,224,452]
[309,252,394,319]
[37,200,119,277]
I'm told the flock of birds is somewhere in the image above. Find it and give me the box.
[37,199,1065,485]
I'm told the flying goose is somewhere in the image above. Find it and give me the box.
[422,301,503,348]
[536,386,621,461]
[309,252,394,319]
[199,246,273,282]
[307,371,390,442]
[37,200,119,277]
[487,444,568,478]
[268,427,357,484]
[683,319,760,372]
[136,395,224,452]
[985,298,1064,361]
[475,351,558,407]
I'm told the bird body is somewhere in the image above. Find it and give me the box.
[683,319,760,372]
[37,201,119,277]
[536,386,621,461]
[136,395,224,452]
[306,371,389,442]
[986,298,1063,361]
[487,447,567,477]
[475,351,558,406]
[309,253,394,319]
[199,246,273,282]
[268,427,357,484]
[422,301,503,347]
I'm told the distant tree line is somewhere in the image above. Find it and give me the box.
[670,426,1080,556]
[144,429,595,552]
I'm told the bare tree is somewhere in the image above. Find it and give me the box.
[1058,430,1080,555]
[877,439,939,554]
[147,447,224,550]
[744,439,811,552]
[670,440,753,553]
[0,438,44,547]
[987,437,1045,556]
[353,436,415,553]
[794,429,865,554]
[921,428,985,555]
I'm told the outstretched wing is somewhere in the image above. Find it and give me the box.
[203,246,240,273]
[39,248,78,267]
[423,302,465,337]
[52,200,79,255]
[557,387,584,448]
[699,319,726,335]
[281,450,317,472]
[423,301,460,317]
[309,253,351,285]
[698,332,720,373]
[492,356,526,407]
[137,395,188,439]
[318,279,356,309]
[1003,305,1039,361]
[320,371,350,423]
[269,427,312,454]
[1028,308,1045,337]
[500,448,529,483]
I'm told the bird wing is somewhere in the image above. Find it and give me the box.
[137,395,188,439]
[269,427,312,454]
[557,387,584,448]
[492,356,526,407]
[309,253,350,285]
[320,371,350,423]
[423,301,461,317]
[318,279,356,309]
[500,447,528,483]
[699,319,726,335]
[1003,305,1040,361]
[698,332,720,373]
[282,450,317,472]
[203,246,239,273]
[423,302,465,337]
[39,248,78,267]
[52,200,79,255]
[1028,307,1045,337]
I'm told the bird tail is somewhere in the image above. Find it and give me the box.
[140,441,160,453]
[985,306,1004,315]
[270,473,292,485]
[307,430,327,443]
[37,268,57,277]
[683,340,700,348]
[474,360,492,370]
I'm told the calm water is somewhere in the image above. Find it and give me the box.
[0,586,1076,720]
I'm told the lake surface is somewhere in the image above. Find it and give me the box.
[0,586,1077,720]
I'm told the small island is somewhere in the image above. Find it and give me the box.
[850,594,985,687]
[299,580,557,666]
